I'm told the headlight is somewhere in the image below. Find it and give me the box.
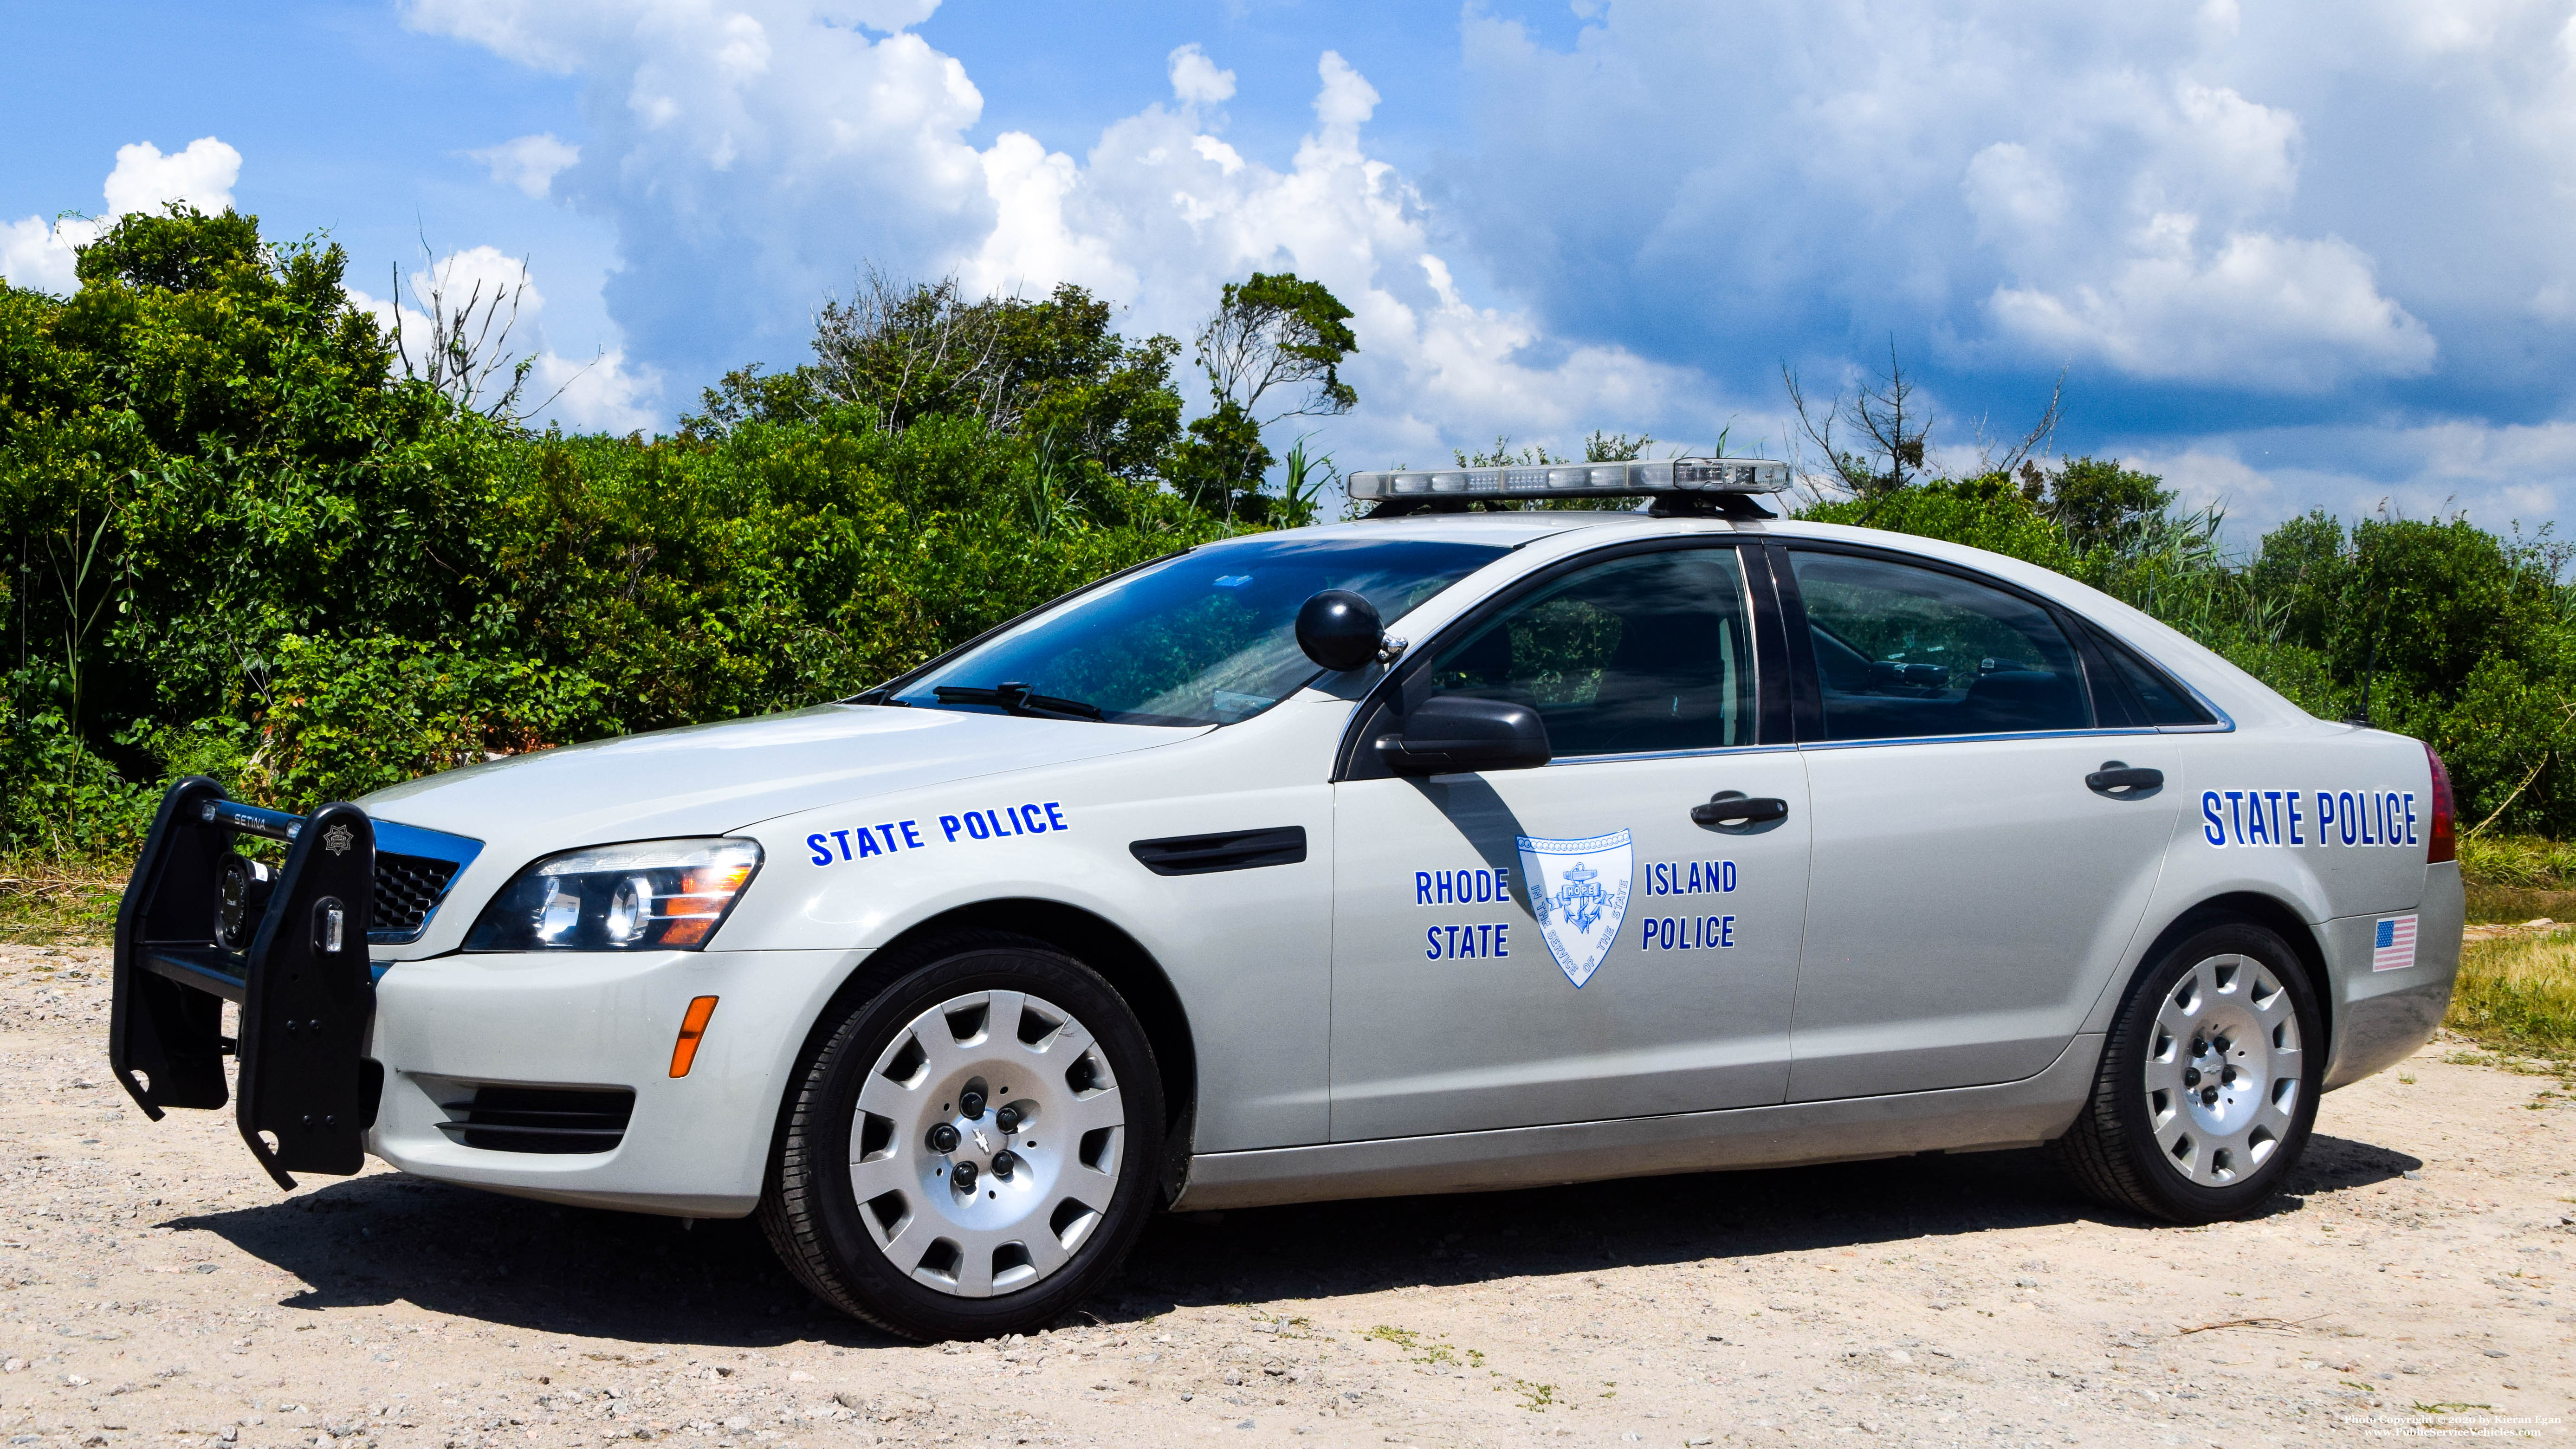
[463,838,764,952]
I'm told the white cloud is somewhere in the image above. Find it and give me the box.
[404,0,996,386]
[1988,226,2436,390]
[1167,44,1236,106]
[0,216,88,294]
[1956,75,2432,390]
[0,136,242,294]
[468,132,581,197]
[1439,3,2576,400]
[532,346,660,433]
[972,47,1709,465]
[404,4,1719,466]
[100,137,241,217]
[349,245,660,433]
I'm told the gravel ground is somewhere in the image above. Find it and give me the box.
[2,940,2569,1447]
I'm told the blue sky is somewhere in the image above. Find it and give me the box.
[9,1,2576,545]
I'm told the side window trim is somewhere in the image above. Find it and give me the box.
[1331,536,1785,782]
[2078,619,2232,733]
[1741,541,1796,748]
[1764,540,1825,743]
[2071,619,2148,730]
[1771,538,2155,748]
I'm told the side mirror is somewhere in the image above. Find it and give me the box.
[1376,695,1552,775]
[1296,589,1386,672]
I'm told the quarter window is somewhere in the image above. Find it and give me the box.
[1789,550,2091,741]
[2092,630,2216,727]
[1422,548,1756,757]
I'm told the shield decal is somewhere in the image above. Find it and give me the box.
[1515,829,1634,988]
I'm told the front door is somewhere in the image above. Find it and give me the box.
[1328,542,1811,1141]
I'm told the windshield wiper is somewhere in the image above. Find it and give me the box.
[931,682,1106,722]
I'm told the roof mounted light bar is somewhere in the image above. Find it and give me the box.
[1346,456,1790,503]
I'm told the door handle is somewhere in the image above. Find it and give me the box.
[2086,762,2164,798]
[1690,793,1790,828]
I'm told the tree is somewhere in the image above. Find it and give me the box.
[2245,509,2350,651]
[1167,400,1271,519]
[1584,431,1653,463]
[1783,345,1930,498]
[1784,344,2058,499]
[1191,272,1358,520]
[705,272,1185,481]
[382,239,544,423]
[2022,457,2173,556]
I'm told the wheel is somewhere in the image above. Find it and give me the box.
[2052,921,2323,1223]
[758,931,1165,1340]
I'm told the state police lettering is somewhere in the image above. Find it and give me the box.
[2198,789,2417,848]
[1425,922,1511,960]
[940,802,1068,843]
[807,801,1069,866]
[1643,859,1737,896]
[1412,865,1511,960]
[1415,867,1509,905]
[1638,914,1735,950]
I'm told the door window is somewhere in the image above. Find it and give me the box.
[1789,550,2090,741]
[1421,547,1755,757]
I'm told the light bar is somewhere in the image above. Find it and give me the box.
[1345,457,1790,502]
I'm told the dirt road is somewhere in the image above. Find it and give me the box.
[3,941,2568,1447]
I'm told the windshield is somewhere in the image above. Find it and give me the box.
[888,534,1510,726]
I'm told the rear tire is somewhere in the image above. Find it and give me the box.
[2052,921,2323,1224]
[757,930,1165,1340]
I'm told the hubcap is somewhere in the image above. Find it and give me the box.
[848,989,1126,1297]
[2142,953,2303,1188]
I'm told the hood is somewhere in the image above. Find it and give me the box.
[360,704,1198,849]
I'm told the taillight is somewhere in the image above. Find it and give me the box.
[2424,742,2456,864]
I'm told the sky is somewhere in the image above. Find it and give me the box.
[7,0,2576,545]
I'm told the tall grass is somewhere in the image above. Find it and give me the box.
[2448,930,2576,1060]
[0,854,127,945]
[2456,833,2576,889]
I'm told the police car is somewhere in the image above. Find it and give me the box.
[108,458,2463,1341]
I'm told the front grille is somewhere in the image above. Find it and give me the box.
[434,1085,635,1155]
[373,851,461,938]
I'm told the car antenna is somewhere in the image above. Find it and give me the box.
[2346,630,2377,729]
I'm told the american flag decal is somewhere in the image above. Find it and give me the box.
[2371,914,2418,972]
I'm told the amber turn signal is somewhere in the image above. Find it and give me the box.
[668,996,720,1078]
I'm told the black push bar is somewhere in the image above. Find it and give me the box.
[109,776,382,1189]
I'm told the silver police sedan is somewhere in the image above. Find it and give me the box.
[110,459,2462,1341]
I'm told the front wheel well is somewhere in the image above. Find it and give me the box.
[2124,892,2332,1046]
[860,899,1197,1142]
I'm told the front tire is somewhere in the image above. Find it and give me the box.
[2052,921,2323,1223]
[758,931,1165,1340]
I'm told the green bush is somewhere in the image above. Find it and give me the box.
[0,206,1239,857]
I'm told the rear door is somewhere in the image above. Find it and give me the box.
[1779,542,2183,1101]
[1327,539,1812,1140]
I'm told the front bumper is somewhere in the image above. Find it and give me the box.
[365,945,867,1217]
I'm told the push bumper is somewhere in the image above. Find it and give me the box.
[367,945,867,1218]
[2320,861,2465,1090]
